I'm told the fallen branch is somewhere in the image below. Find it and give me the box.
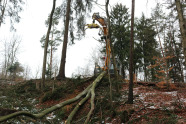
[66,91,91,124]
[84,71,106,124]
[67,71,106,124]
[0,83,92,122]
[0,71,106,123]
[84,80,96,124]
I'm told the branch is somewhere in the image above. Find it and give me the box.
[84,82,96,124]
[0,83,93,122]
[66,91,91,124]
[0,71,106,123]
[84,71,106,124]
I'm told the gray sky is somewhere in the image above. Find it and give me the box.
[0,0,158,78]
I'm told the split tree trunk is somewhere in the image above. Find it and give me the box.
[105,0,113,107]
[105,0,118,80]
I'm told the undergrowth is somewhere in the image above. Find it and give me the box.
[41,76,94,103]
[0,75,184,124]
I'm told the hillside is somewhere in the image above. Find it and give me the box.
[0,76,185,123]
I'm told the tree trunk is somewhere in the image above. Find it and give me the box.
[58,0,71,79]
[105,0,118,80]
[50,25,54,79]
[105,0,113,107]
[175,0,186,66]
[121,64,125,78]
[50,45,53,79]
[41,0,56,89]
[143,65,147,82]
[110,45,118,79]
[4,41,7,79]
[128,0,135,104]
[105,0,119,92]
[171,30,184,82]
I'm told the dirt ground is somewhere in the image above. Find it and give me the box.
[0,78,185,124]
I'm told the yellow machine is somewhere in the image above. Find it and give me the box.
[85,23,100,29]
[85,13,111,70]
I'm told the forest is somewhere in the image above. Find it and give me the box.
[0,0,186,123]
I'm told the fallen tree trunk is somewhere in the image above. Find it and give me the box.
[84,71,106,124]
[66,91,91,124]
[0,71,106,123]
[66,71,106,124]
[0,83,92,122]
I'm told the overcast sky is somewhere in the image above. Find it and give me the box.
[0,0,158,78]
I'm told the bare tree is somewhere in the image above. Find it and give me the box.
[1,35,21,79]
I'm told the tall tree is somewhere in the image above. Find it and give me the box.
[164,31,184,82]
[110,4,130,79]
[175,0,186,66]
[0,0,24,30]
[162,8,184,82]
[151,3,170,83]
[41,0,56,89]
[151,3,167,57]
[58,0,94,79]
[164,0,185,82]
[57,0,71,79]
[128,0,135,104]
[136,14,158,81]
[40,7,62,79]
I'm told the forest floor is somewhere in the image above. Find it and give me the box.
[0,76,185,124]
